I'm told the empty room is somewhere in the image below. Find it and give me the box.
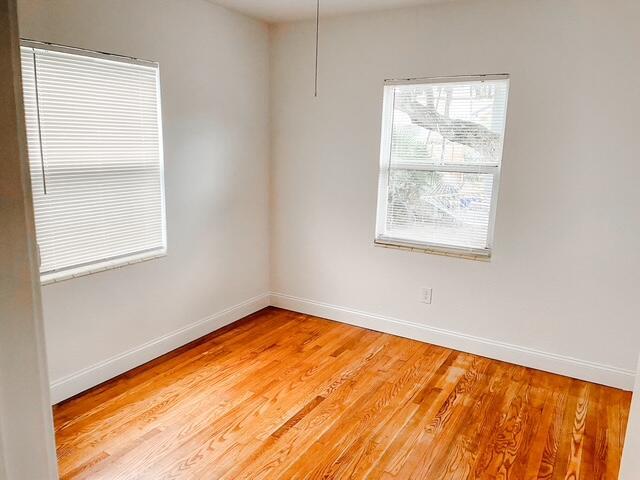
[1,0,640,478]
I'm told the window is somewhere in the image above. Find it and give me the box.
[375,75,509,258]
[20,41,166,283]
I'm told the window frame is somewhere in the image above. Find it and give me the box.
[21,39,168,284]
[374,74,509,259]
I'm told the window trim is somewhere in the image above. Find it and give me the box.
[40,249,166,285]
[374,237,492,261]
[21,39,168,284]
[375,74,509,258]
[21,39,158,68]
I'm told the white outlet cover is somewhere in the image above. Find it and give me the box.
[421,288,433,304]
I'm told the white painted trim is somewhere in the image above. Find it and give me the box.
[620,353,640,479]
[49,293,270,404]
[51,291,633,404]
[41,250,166,285]
[270,292,635,391]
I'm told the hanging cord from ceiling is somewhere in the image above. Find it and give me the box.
[314,0,320,97]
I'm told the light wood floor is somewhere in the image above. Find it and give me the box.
[54,307,631,479]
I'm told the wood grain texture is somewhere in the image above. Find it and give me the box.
[53,307,631,479]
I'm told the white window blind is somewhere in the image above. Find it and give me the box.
[20,42,166,283]
[375,75,509,257]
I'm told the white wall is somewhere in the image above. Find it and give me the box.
[270,0,640,388]
[15,0,640,402]
[18,0,271,402]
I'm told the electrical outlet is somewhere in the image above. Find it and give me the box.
[420,287,433,304]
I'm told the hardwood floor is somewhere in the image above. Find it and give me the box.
[54,307,631,479]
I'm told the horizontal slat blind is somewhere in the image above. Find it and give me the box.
[377,77,509,254]
[386,170,495,249]
[20,45,166,280]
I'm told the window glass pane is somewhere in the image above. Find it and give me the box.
[377,76,509,254]
[20,44,166,279]
[390,80,508,166]
[385,169,495,250]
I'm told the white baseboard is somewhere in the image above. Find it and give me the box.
[49,293,270,404]
[50,291,633,403]
[270,292,635,391]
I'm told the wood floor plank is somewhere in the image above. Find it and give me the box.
[287,345,448,479]
[371,352,476,479]
[53,307,631,479]
[220,334,399,480]
[55,310,302,442]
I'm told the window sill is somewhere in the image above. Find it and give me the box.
[374,239,491,262]
[40,249,167,286]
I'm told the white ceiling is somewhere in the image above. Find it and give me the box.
[211,0,451,23]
